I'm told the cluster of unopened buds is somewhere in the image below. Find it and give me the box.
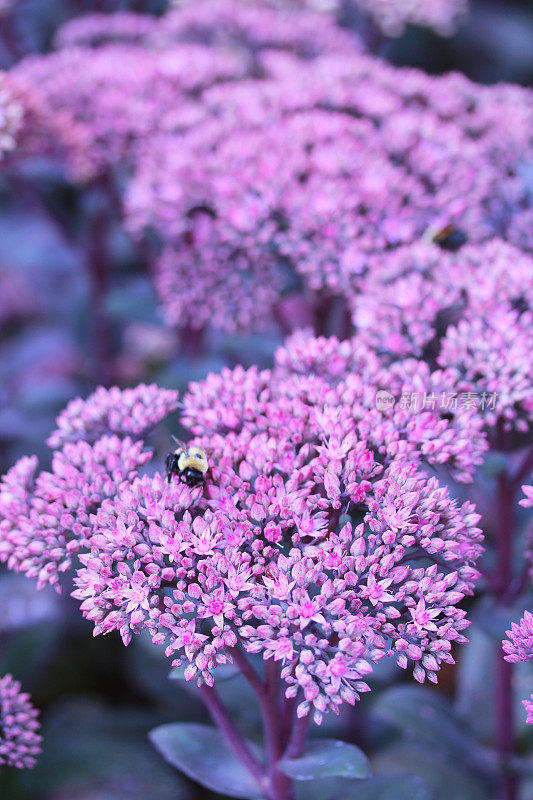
[503,608,533,724]
[3,1,531,344]
[173,0,469,37]
[344,0,468,36]
[0,674,41,768]
[0,338,485,724]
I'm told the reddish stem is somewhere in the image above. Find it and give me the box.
[494,456,518,800]
[87,200,114,386]
[198,683,266,790]
[511,446,533,488]
[231,648,294,800]
[263,660,294,800]
[0,13,21,67]
[230,645,265,695]
[494,653,517,800]
[284,711,311,760]
[495,471,513,598]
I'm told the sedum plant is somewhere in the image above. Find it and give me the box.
[0,3,531,797]
[0,342,488,797]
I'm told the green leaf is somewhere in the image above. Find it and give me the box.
[456,620,533,741]
[279,739,369,781]
[472,597,531,641]
[372,744,490,800]
[13,700,188,800]
[344,775,434,800]
[294,776,433,800]
[149,722,264,799]
[0,622,61,689]
[372,686,485,768]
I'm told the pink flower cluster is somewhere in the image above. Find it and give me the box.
[503,610,533,724]
[261,0,467,35]
[47,383,179,447]
[5,4,533,363]
[54,10,160,48]
[353,239,533,432]
[5,2,358,181]
[349,0,468,36]
[8,43,245,180]
[0,674,41,768]
[170,0,467,37]
[124,48,533,342]
[0,438,151,590]
[0,73,23,157]
[0,338,485,723]
[144,0,360,56]
[1,68,91,178]
[503,611,533,664]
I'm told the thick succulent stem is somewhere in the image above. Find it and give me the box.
[87,198,114,386]
[494,459,518,800]
[198,683,266,790]
[231,648,295,800]
[263,660,294,800]
[284,712,311,759]
[494,653,516,800]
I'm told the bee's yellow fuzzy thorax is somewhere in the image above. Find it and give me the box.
[176,447,208,474]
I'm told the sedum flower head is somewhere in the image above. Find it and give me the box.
[0,674,41,768]
[503,610,533,665]
[154,0,360,56]
[351,239,533,434]
[349,0,468,36]
[0,336,485,724]
[170,0,468,38]
[124,47,533,336]
[54,11,160,49]
[47,383,179,448]
[8,1,356,181]
[8,42,245,180]
[0,436,151,589]
[503,610,533,724]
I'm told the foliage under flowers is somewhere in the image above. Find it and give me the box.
[0,2,531,796]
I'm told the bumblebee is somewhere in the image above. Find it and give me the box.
[165,440,209,487]
[428,224,467,252]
